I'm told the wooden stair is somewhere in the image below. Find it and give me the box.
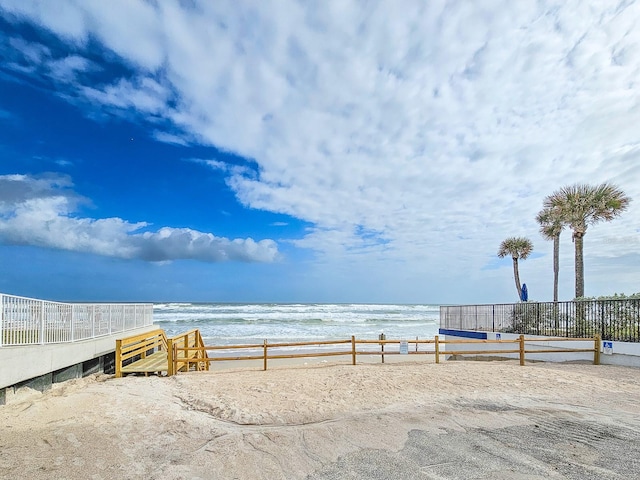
[115,328,208,377]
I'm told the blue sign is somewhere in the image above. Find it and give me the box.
[603,341,613,355]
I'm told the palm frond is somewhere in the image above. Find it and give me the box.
[536,206,563,240]
[543,182,631,234]
[498,236,533,259]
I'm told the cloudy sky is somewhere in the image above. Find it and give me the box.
[0,1,638,304]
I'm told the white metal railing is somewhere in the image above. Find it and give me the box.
[0,293,154,347]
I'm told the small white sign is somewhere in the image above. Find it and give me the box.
[496,333,501,340]
[603,341,613,355]
[399,341,409,355]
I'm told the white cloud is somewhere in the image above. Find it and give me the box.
[80,77,171,115]
[188,157,256,178]
[152,130,190,146]
[0,0,163,69]
[47,54,92,82]
[2,1,640,300]
[8,36,50,63]
[3,35,97,86]
[0,174,279,263]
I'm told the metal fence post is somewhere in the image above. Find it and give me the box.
[0,293,3,347]
[475,305,478,330]
[39,300,45,345]
[492,305,495,332]
[71,304,75,341]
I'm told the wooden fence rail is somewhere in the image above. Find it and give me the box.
[171,334,602,373]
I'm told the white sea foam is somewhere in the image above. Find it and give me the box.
[153,303,440,344]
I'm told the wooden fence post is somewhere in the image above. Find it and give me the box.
[167,338,174,376]
[519,335,525,366]
[115,339,122,378]
[172,341,178,375]
[435,335,440,364]
[264,340,268,371]
[594,334,601,365]
[351,336,356,365]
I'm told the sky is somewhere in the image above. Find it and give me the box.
[0,1,639,305]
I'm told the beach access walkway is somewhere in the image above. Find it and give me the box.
[0,293,155,401]
[115,328,209,377]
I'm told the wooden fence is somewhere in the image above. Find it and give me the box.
[171,334,601,373]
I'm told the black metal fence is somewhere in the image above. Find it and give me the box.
[440,299,640,342]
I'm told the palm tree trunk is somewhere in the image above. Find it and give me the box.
[553,235,559,302]
[573,232,587,334]
[512,257,522,300]
[574,233,584,298]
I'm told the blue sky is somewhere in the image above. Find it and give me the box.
[0,1,639,304]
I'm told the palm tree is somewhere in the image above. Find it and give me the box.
[543,182,630,298]
[498,237,534,300]
[536,206,564,302]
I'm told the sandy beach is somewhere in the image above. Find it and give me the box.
[2,359,640,479]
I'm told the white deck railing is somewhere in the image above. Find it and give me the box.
[0,293,154,346]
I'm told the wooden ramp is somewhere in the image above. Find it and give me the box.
[116,329,169,377]
[115,328,208,377]
[120,350,168,375]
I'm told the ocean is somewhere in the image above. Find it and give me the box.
[153,303,441,346]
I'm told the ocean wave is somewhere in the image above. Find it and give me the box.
[154,303,441,343]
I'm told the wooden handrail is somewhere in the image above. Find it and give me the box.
[170,329,209,375]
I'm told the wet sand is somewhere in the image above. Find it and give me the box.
[2,359,640,479]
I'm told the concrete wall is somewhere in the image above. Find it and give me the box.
[440,329,640,367]
[596,339,640,368]
[0,324,156,390]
